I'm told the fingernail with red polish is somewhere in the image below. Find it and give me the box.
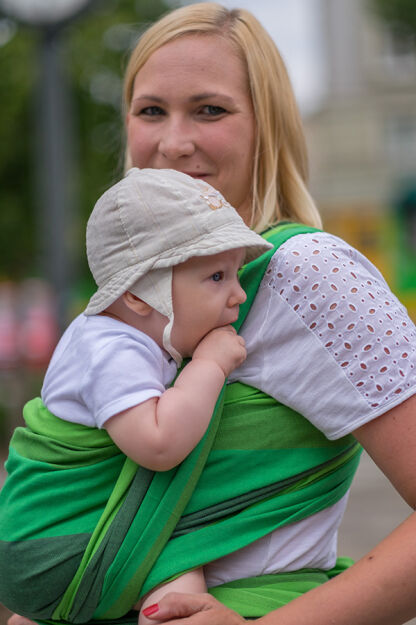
[142,603,159,617]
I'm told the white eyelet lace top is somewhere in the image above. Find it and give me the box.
[229,231,416,439]
[204,231,416,588]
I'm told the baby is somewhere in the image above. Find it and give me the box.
[40,167,272,624]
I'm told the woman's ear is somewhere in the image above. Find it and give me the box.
[123,291,153,316]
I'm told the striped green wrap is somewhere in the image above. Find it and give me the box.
[0,224,362,623]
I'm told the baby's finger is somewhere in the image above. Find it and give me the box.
[220,325,237,335]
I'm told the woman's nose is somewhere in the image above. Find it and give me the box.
[158,119,195,160]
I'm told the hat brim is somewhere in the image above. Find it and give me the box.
[85,221,272,316]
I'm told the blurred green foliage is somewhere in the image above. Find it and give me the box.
[0,23,37,279]
[370,0,416,39]
[0,0,170,290]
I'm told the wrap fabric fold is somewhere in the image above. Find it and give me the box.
[209,558,356,619]
[0,224,362,624]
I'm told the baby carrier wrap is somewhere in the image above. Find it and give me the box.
[0,224,362,623]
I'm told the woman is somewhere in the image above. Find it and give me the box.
[7,2,416,624]
[122,3,416,624]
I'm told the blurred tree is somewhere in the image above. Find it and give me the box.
[0,22,37,279]
[0,0,170,298]
[369,0,416,40]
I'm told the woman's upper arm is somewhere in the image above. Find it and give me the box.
[353,393,416,509]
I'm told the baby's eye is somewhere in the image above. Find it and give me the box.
[211,271,224,282]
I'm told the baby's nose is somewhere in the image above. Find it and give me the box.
[230,283,247,306]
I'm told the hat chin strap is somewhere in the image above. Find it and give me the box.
[128,267,183,366]
[162,314,183,366]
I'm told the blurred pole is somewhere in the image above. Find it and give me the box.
[35,26,74,332]
[0,1,99,332]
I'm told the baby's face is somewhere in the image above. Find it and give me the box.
[170,248,246,357]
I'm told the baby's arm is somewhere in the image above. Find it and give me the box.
[105,326,245,471]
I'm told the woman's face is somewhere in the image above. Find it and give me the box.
[126,35,256,224]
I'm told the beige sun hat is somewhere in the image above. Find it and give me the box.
[85,168,272,363]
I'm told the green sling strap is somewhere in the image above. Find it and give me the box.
[0,223,362,623]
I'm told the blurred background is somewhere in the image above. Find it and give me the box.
[0,0,415,622]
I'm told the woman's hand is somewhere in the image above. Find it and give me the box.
[143,592,247,624]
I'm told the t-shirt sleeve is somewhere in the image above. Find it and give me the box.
[82,333,174,428]
[229,232,416,439]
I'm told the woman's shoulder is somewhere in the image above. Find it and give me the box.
[263,230,402,322]
[264,228,415,394]
[267,229,388,291]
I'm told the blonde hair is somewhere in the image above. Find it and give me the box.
[123,2,322,231]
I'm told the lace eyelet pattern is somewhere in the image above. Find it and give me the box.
[266,233,416,409]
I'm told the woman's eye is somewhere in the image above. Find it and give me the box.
[201,105,227,117]
[211,271,224,282]
[139,105,165,117]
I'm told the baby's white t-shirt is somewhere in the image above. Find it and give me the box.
[41,313,177,428]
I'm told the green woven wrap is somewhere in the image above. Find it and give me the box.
[0,224,362,624]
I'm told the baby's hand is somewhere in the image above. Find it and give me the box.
[192,326,246,377]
